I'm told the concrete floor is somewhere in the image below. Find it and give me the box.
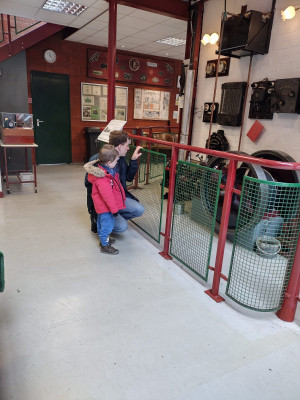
[0,164,300,400]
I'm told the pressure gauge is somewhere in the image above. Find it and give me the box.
[206,62,215,76]
[218,60,228,74]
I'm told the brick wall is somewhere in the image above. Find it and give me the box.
[26,33,181,162]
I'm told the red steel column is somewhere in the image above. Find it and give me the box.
[206,159,237,302]
[277,234,300,322]
[107,0,117,122]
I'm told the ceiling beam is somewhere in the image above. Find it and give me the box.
[117,0,189,20]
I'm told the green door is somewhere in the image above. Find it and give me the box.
[31,71,71,164]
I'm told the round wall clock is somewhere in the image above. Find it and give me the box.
[44,50,57,64]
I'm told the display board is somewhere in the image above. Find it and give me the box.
[81,83,128,122]
[87,49,175,87]
[134,88,170,120]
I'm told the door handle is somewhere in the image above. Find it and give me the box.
[36,119,44,127]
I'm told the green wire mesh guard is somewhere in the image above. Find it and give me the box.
[14,16,40,34]
[226,176,300,311]
[0,251,4,292]
[0,16,4,44]
[95,143,166,242]
[170,161,221,281]
[127,147,166,243]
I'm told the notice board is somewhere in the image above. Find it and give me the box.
[134,88,170,120]
[81,82,128,122]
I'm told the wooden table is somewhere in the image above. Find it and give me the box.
[0,140,38,194]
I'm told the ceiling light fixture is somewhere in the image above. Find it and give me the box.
[201,32,219,45]
[281,5,300,20]
[157,37,186,47]
[43,0,87,16]
[209,32,219,45]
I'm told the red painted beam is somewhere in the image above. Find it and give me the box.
[117,0,188,20]
[0,23,65,63]
[107,0,117,122]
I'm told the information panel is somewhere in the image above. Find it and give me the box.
[81,83,128,122]
[134,88,170,120]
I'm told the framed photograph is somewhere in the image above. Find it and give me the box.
[83,95,94,106]
[115,108,126,121]
[82,106,91,120]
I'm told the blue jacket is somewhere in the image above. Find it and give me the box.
[85,153,139,201]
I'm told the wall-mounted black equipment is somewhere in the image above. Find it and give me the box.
[217,82,247,126]
[203,102,219,123]
[271,78,300,113]
[249,79,275,119]
[205,58,230,78]
[218,10,273,58]
[205,130,229,152]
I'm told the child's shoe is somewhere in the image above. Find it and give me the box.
[99,237,116,246]
[109,237,116,245]
[100,243,119,255]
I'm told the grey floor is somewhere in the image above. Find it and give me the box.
[0,164,300,400]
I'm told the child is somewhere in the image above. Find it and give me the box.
[84,144,126,255]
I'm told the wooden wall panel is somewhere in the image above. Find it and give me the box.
[26,33,181,163]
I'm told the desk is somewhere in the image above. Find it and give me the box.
[0,140,38,194]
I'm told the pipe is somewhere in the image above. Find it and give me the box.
[237,54,253,151]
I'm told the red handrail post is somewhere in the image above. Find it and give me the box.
[145,128,152,185]
[159,144,178,260]
[134,128,142,188]
[205,159,237,302]
[277,234,300,322]
[135,127,142,147]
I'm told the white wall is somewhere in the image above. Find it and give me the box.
[191,0,300,162]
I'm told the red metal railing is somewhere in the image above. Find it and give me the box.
[126,131,300,322]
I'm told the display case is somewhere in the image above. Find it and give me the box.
[15,113,33,128]
[0,112,34,144]
[0,112,16,129]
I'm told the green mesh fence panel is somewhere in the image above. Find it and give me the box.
[14,16,40,34]
[170,161,221,281]
[96,143,165,242]
[128,148,166,243]
[226,176,300,312]
[0,16,4,44]
[0,252,4,292]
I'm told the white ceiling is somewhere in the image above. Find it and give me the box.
[0,0,188,59]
